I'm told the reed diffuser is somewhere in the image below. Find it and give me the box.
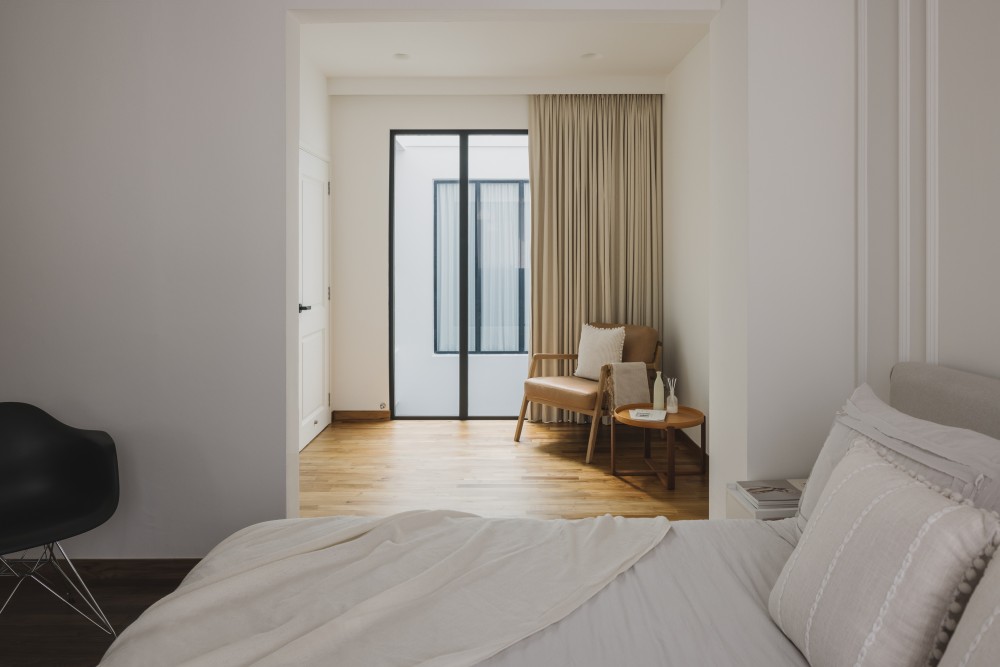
[666,377,679,413]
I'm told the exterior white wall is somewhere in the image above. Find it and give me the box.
[392,140,529,417]
[329,96,529,412]
[663,36,710,444]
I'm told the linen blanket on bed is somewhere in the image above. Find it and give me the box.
[99,510,669,667]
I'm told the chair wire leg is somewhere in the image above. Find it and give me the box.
[0,551,42,614]
[0,576,25,615]
[0,542,116,635]
[51,542,115,635]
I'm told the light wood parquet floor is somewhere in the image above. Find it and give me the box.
[300,418,709,521]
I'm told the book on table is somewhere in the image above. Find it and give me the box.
[735,479,802,509]
[628,408,668,421]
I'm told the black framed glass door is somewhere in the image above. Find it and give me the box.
[390,131,529,418]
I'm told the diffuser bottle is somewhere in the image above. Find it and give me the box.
[666,378,679,414]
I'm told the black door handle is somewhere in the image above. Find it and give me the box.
[298,304,312,313]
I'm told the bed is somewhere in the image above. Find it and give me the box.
[99,362,1000,667]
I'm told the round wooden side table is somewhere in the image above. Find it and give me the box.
[611,403,707,490]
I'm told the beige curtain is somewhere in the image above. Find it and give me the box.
[528,94,663,422]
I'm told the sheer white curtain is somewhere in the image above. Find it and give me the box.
[435,181,528,353]
[478,182,522,352]
[435,182,461,352]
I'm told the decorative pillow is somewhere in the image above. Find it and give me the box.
[574,324,625,381]
[770,440,1000,667]
[937,539,1000,667]
[797,384,1000,534]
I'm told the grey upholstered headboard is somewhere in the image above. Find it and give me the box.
[890,362,1000,440]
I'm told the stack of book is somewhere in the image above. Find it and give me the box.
[734,479,804,512]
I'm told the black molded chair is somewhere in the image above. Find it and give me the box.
[0,402,119,635]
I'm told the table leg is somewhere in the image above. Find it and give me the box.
[701,420,707,474]
[643,428,651,459]
[667,427,676,490]
[611,419,617,475]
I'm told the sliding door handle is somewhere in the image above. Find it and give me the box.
[298,304,312,313]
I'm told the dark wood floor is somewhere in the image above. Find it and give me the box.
[0,560,196,667]
[3,420,708,665]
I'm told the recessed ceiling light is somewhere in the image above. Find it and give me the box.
[393,53,411,60]
[581,52,603,60]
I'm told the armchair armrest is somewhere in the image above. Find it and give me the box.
[528,353,578,378]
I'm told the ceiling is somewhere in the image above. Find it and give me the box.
[301,21,709,80]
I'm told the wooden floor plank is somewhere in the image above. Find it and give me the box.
[300,419,709,521]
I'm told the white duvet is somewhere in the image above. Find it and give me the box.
[99,510,669,667]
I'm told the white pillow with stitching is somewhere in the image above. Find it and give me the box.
[938,543,1000,667]
[574,324,625,381]
[770,440,1000,667]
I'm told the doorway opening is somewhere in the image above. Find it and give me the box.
[390,131,530,419]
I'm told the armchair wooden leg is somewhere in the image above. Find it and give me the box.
[514,395,529,442]
[585,413,601,464]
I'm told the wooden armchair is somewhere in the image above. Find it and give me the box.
[514,323,662,464]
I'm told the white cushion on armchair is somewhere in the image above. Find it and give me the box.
[574,324,625,381]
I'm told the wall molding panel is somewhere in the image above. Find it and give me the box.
[898,0,911,363]
[856,0,869,386]
[924,0,939,365]
[860,0,937,396]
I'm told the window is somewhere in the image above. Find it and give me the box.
[434,179,529,353]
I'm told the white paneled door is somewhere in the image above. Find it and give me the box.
[299,150,330,450]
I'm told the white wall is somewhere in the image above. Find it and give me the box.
[663,36,710,444]
[706,0,856,517]
[937,0,1000,379]
[707,0,750,518]
[860,0,1000,395]
[744,0,857,482]
[0,0,290,557]
[300,51,331,160]
[329,96,529,411]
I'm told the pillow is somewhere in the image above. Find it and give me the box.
[937,539,1000,667]
[797,384,1000,534]
[770,441,1000,667]
[574,324,625,381]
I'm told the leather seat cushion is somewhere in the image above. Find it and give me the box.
[524,376,599,412]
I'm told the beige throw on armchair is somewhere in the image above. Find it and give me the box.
[609,362,652,409]
[528,94,663,423]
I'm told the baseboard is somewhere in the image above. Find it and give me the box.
[332,410,391,422]
[54,559,199,582]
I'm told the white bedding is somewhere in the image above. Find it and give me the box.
[100,513,804,666]
[483,518,808,667]
[99,511,669,667]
